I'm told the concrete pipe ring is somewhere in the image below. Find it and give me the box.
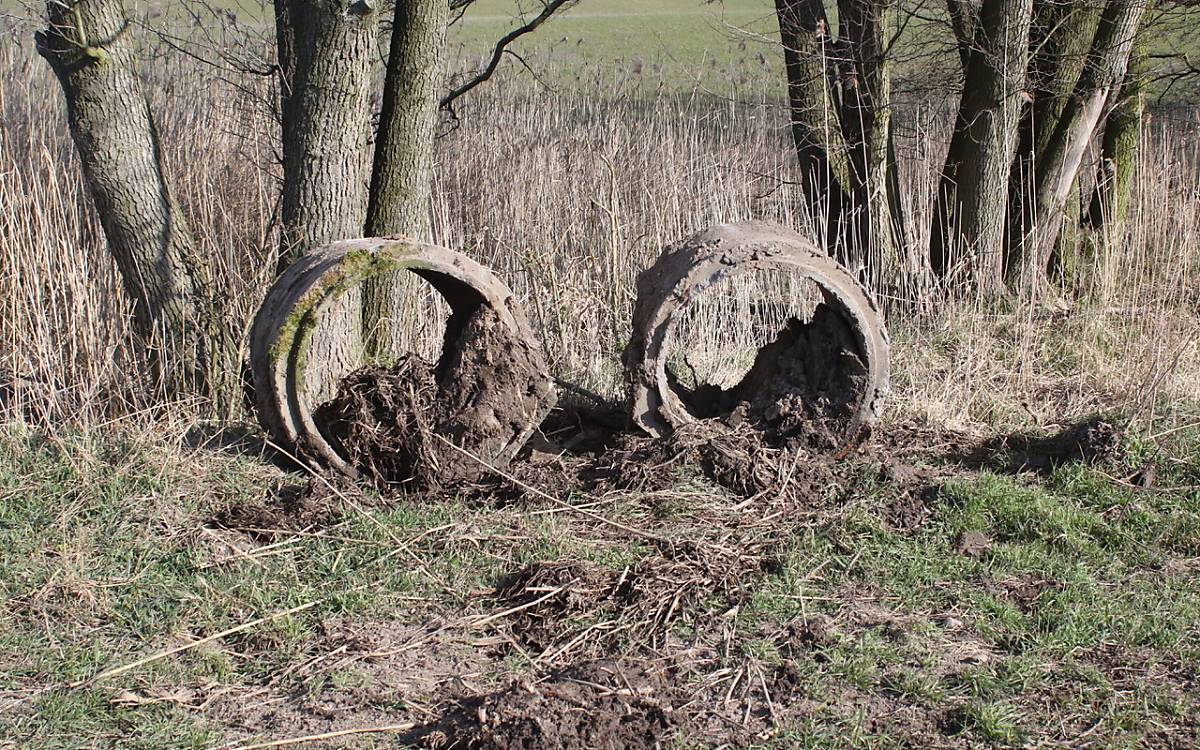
[250,237,555,481]
[623,221,890,447]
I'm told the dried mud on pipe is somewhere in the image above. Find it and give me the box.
[313,305,555,489]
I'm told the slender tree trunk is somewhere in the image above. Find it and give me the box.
[775,0,901,272]
[363,0,448,358]
[838,0,901,270]
[367,0,447,238]
[1007,0,1103,275]
[775,0,854,257]
[274,0,379,405]
[37,0,215,393]
[1003,0,1146,287]
[930,0,1035,288]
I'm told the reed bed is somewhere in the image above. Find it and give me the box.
[1,26,1197,436]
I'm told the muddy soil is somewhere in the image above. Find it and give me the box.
[673,303,870,450]
[424,659,677,750]
[209,478,343,540]
[313,306,555,489]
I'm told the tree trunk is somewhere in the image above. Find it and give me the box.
[774,0,901,273]
[838,0,902,271]
[37,0,215,394]
[1003,0,1146,287]
[275,0,380,406]
[775,0,854,256]
[1006,0,1103,276]
[1086,33,1144,242]
[276,0,379,259]
[930,0,1035,288]
[363,0,448,358]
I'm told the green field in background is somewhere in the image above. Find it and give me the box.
[1,0,1197,98]
[449,0,779,72]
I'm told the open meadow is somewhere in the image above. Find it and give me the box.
[2,2,1200,748]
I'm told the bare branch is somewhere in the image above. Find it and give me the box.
[440,0,574,115]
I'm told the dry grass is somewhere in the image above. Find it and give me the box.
[1,21,1198,437]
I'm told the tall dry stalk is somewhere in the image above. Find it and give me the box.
[1,26,1196,434]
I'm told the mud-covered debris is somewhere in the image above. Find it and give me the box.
[953,530,991,558]
[491,561,614,651]
[585,421,839,502]
[209,477,346,540]
[424,659,676,750]
[676,304,869,450]
[314,306,556,489]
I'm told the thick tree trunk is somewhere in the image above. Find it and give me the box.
[37,0,215,393]
[930,0,1035,287]
[274,0,379,406]
[276,0,378,259]
[363,0,448,358]
[1003,0,1146,287]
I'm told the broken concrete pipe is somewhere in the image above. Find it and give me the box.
[249,237,556,483]
[623,221,890,448]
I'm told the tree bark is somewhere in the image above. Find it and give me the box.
[274,0,380,405]
[1003,0,1146,287]
[838,0,902,270]
[366,0,446,239]
[276,0,379,260]
[774,0,902,272]
[775,0,854,256]
[929,0,1035,287]
[1006,0,1104,274]
[363,0,448,358]
[1086,32,1144,242]
[37,0,215,393]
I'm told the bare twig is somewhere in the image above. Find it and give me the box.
[72,601,318,688]
[441,0,574,116]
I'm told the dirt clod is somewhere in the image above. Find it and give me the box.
[953,530,991,558]
[424,659,676,750]
[314,306,555,489]
[677,304,870,450]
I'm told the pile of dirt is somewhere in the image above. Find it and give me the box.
[673,304,870,450]
[581,420,841,502]
[423,659,677,750]
[313,306,555,489]
[490,561,616,652]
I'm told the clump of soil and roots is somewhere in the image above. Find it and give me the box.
[673,304,870,450]
[424,659,677,750]
[313,306,553,489]
[204,411,1141,750]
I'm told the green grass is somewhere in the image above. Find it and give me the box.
[737,444,1200,746]
[1,417,1198,748]
[0,425,572,748]
[447,0,781,86]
